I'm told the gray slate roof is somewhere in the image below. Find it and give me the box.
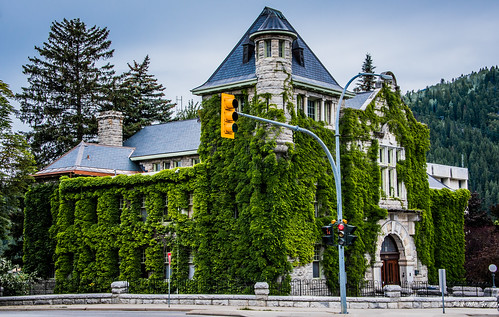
[192,7,342,94]
[345,89,380,110]
[37,142,141,176]
[427,174,453,190]
[124,119,201,159]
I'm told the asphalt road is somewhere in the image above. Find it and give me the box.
[0,311,191,317]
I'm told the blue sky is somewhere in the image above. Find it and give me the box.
[1,0,498,131]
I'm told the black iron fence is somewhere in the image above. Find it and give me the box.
[126,278,254,295]
[20,278,495,297]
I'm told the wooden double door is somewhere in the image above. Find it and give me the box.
[381,235,400,285]
[381,254,400,285]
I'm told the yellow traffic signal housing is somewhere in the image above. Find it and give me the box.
[221,93,239,139]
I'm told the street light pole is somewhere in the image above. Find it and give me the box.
[235,72,392,314]
[335,72,392,314]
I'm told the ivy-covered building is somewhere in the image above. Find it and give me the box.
[24,7,470,294]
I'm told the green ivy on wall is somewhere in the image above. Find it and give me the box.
[24,84,468,294]
[23,182,58,279]
[50,167,200,293]
[430,188,469,282]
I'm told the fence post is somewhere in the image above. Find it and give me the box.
[111,281,129,304]
[383,285,401,298]
[254,282,269,306]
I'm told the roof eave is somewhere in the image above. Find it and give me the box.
[130,150,199,161]
[292,79,353,97]
[191,78,257,96]
[249,30,297,41]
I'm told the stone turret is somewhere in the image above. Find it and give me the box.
[250,9,296,112]
[249,9,296,153]
[98,111,123,146]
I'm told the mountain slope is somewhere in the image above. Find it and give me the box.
[404,66,499,210]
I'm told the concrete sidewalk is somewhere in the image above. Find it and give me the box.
[0,304,497,317]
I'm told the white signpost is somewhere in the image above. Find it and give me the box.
[439,269,446,314]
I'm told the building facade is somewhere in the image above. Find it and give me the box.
[26,7,469,293]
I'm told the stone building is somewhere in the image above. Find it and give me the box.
[29,7,469,291]
[191,7,468,287]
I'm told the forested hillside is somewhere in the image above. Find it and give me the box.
[404,66,499,211]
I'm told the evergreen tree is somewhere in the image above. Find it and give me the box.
[17,18,115,166]
[110,55,175,139]
[0,81,36,263]
[356,53,376,92]
[175,99,201,121]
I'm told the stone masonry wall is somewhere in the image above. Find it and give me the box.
[98,111,124,146]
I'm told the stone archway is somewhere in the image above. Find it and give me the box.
[372,219,418,285]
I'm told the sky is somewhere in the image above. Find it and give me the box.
[1,0,499,131]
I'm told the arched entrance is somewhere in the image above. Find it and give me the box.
[381,235,400,285]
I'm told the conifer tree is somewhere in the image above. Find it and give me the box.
[175,99,201,121]
[356,53,376,92]
[0,80,36,262]
[110,55,175,139]
[17,18,115,166]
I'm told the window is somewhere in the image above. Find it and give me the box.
[141,197,148,222]
[297,95,304,112]
[264,39,271,57]
[119,197,130,210]
[180,192,194,218]
[192,158,200,166]
[188,193,194,218]
[307,100,316,120]
[324,101,331,124]
[314,191,321,218]
[163,162,171,170]
[174,161,182,168]
[379,145,405,199]
[188,251,195,280]
[292,40,305,66]
[163,195,170,223]
[312,245,322,278]
[152,163,161,172]
[236,95,246,113]
[242,41,254,64]
[279,40,285,57]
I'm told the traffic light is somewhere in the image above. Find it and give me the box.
[221,93,239,139]
[321,225,334,245]
[344,223,357,246]
[337,222,346,246]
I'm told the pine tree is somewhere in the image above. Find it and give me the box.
[356,53,376,92]
[175,99,201,121]
[110,55,175,140]
[17,18,115,166]
[0,81,36,262]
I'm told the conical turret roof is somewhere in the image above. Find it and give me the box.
[192,7,342,95]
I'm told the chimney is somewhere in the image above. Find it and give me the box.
[98,111,124,146]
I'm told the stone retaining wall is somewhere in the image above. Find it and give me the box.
[0,293,496,309]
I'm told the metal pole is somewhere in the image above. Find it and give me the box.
[335,72,391,313]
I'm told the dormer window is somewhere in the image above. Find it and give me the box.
[242,40,255,64]
[292,40,304,66]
